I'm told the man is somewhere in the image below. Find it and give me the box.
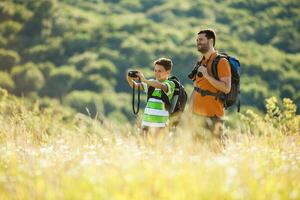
[190,28,231,143]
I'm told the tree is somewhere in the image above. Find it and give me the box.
[46,66,81,100]
[63,90,103,118]
[0,49,20,71]
[0,71,15,92]
[11,62,45,95]
[25,38,64,64]
[63,33,92,56]
[20,1,54,37]
[72,74,113,92]
[0,20,22,39]
[82,59,117,78]
[68,51,98,70]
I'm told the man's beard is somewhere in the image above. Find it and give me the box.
[197,44,209,54]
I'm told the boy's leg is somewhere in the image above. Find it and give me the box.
[137,126,150,147]
[169,113,181,135]
[148,127,167,138]
[140,126,160,145]
[142,126,149,138]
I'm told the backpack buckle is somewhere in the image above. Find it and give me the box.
[194,87,205,96]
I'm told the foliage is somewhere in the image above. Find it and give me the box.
[240,96,299,136]
[11,62,45,95]
[0,0,299,122]
[45,65,81,99]
[64,90,102,118]
[0,48,20,71]
[0,71,14,92]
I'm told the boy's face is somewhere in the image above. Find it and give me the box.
[154,64,170,82]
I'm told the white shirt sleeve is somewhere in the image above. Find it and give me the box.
[141,82,148,93]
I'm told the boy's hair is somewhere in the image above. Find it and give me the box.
[154,58,173,71]
[198,28,216,47]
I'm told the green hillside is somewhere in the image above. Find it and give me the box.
[0,0,299,122]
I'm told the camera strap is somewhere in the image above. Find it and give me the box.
[132,83,140,115]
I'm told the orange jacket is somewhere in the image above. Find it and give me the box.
[191,51,231,117]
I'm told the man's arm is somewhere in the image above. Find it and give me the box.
[203,74,231,94]
[198,59,231,93]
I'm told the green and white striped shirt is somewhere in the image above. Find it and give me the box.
[141,79,175,128]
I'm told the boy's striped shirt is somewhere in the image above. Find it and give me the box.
[141,79,175,128]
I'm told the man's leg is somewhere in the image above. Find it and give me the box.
[205,116,225,152]
[205,116,224,137]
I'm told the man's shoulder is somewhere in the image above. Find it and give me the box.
[217,57,230,68]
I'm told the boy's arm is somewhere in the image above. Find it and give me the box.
[137,72,168,93]
[126,75,144,90]
[143,79,168,93]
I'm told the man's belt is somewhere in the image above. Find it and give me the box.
[193,87,220,98]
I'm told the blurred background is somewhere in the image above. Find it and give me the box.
[0,0,299,124]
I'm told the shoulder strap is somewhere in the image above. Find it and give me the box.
[211,54,227,81]
[147,85,171,111]
[147,86,155,101]
[161,90,171,111]
[169,75,179,82]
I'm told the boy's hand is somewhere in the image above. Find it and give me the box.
[137,71,146,82]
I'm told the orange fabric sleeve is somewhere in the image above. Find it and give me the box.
[217,58,231,79]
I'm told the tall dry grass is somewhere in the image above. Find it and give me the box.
[0,88,299,200]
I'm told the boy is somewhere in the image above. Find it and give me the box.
[127,58,175,135]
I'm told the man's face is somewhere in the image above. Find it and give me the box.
[196,33,210,53]
[154,64,169,82]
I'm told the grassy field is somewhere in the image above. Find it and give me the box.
[0,89,299,200]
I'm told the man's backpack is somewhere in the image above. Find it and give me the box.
[211,53,241,112]
[147,76,188,115]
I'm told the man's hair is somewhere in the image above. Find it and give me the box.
[198,28,216,47]
[154,58,173,71]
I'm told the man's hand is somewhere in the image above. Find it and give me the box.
[197,65,209,78]
[198,65,231,93]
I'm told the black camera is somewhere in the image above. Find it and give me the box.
[188,62,203,79]
[128,70,139,78]
[188,67,199,79]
